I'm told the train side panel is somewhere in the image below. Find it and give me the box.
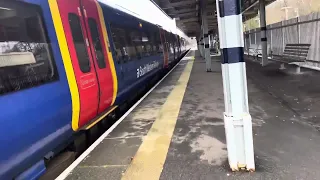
[0,0,73,179]
[99,4,165,105]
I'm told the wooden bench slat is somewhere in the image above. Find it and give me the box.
[283,52,309,56]
[271,57,304,62]
[285,43,311,46]
[283,52,308,57]
[283,54,307,58]
[284,49,309,53]
[285,47,310,50]
[282,58,306,61]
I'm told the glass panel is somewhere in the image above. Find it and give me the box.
[68,13,90,73]
[0,1,58,95]
[88,18,106,69]
[110,24,137,62]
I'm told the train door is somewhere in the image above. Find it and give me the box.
[159,29,169,67]
[80,0,113,114]
[165,32,173,62]
[56,0,113,128]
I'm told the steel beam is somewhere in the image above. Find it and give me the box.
[161,0,196,8]
[178,17,198,23]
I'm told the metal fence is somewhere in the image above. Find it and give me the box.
[244,12,320,68]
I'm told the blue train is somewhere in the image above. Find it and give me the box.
[0,0,187,179]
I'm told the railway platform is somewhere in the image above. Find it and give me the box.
[60,50,320,180]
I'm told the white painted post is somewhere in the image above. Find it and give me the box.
[216,0,255,171]
[201,10,206,58]
[200,26,204,57]
[203,8,212,72]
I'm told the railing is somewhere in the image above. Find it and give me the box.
[244,12,320,69]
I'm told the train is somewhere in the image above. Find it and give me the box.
[0,0,188,179]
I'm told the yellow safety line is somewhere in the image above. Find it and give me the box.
[95,1,118,105]
[121,59,194,180]
[85,106,117,130]
[48,0,81,131]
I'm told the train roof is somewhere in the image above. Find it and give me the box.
[97,0,181,37]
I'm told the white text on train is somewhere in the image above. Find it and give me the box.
[136,61,160,78]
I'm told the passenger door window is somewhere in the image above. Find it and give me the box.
[68,13,91,73]
[88,18,106,69]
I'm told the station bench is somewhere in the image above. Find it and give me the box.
[271,44,311,73]
[247,44,271,62]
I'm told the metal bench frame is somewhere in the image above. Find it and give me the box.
[271,44,311,73]
[247,44,271,63]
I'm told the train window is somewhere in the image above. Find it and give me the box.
[123,28,137,61]
[130,31,144,59]
[68,13,90,73]
[110,25,136,62]
[158,32,165,53]
[154,32,162,54]
[0,1,58,95]
[142,32,152,56]
[88,18,106,69]
[148,32,157,55]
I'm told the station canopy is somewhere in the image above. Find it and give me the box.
[152,0,276,37]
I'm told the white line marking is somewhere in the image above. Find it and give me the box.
[55,50,191,180]
[104,135,144,140]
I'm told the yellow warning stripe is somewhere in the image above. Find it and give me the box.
[85,106,117,130]
[48,0,80,131]
[121,58,194,180]
[95,1,118,105]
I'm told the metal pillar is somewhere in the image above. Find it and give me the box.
[216,0,255,171]
[200,37,204,57]
[259,0,268,66]
[197,40,200,54]
[201,13,204,58]
[199,26,204,57]
[202,9,212,71]
[202,22,205,59]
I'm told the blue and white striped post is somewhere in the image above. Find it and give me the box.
[200,36,204,57]
[259,0,268,66]
[198,36,204,57]
[202,9,212,72]
[216,0,255,171]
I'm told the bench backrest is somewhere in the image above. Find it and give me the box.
[283,44,311,60]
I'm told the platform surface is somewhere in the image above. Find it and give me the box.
[66,51,320,180]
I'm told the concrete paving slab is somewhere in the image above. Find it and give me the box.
[79,137,142,166]
[66,166,126,180]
